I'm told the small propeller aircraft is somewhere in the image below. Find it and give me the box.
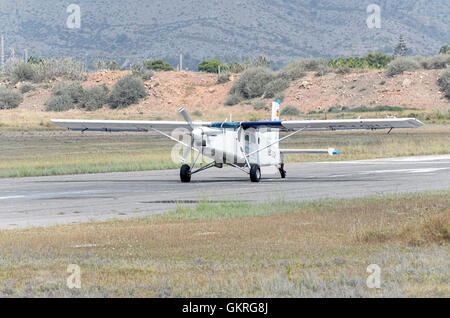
[52,100,424,182]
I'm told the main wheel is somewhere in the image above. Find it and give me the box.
[180,164,191,183]
[250,164,261,183]
[279,164,286,179]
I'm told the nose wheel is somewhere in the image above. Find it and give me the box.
[180,164,191,183]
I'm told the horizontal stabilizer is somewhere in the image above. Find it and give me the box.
[280,148,340,156]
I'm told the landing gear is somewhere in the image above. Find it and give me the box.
[180,164,191,183]
[279,163,286,179]
[250,164,261,183]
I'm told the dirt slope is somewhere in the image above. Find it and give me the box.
[15,68,450,120]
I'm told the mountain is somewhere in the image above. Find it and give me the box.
[0,0,449,69]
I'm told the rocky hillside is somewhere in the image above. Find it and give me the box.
[1,0,449,69]
[13,68,450,121]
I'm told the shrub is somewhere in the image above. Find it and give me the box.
[263,78,290,98]
[217,72,231,84]
[386,57,421,77]
[335,66,351,74]
[0,87,23,109]
[279,61,306,81]
[439,44,450,55]
[198,59,226,73]
[438,67,450,99]
[52,82,84,103]
[32,58,87,82]
[281,105,300,116]
[329,53,394,70]
[144,59,174,71]
[131,64,154,80]
[19,84,35,94]
[227,61,246,73]
[141,70,154,80]
[45,94,75,112]
[10,62,34,83]
[109,75,147,109]
[225,93,242,106]
[253,100,267,110]
[230,67,274,99]
[79,84,110,111]
[421,55,450,70]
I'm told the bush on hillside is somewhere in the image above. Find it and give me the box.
[10,62,34,83]
[198,59,226,73]
[79,84,110,111]
[0,87,23,109]
[263,78,290,98]
[109,75,147,109]
[217,72,231,84]
[19,84,35,94]
[335,66,351,74]
[131,64,154,80]
[144,59,174,71]
[329,53,394,70]
[32,58,87,82]
[439,44,450,55]
[52,81,84,103]
[280,105,300,116]
[45,94,75,112]
[225,93,242,106]
[438,67,450,99]
[385,57,421,77]
[253,100,267,110]
[421,55,450,70]
[230,67,274,99]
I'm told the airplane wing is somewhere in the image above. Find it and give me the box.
[241,118,424,131]
[51,119,212,132]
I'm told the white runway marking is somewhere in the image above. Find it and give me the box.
[0,195,25,200]
[359,168,449,175]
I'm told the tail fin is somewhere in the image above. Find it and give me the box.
[271,99,281,121]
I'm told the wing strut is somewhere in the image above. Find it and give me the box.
[245,127,307,158]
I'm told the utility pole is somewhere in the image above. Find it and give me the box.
[24,48,28,62]
[179,53,183,71]
[10,47,15,59]
[1,35,4,67]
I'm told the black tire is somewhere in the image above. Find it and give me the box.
[279,164,286,179]
[180,164,191,183]
[250,164,261,183]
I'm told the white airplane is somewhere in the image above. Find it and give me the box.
[51,101,424,182]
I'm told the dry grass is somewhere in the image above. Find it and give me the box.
[0,191,448,297]
[0,126,449,178]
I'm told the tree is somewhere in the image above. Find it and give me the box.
[439,44,450,54]
[198,59,226,73]
[144,59,174,71]
[394,36,408,57]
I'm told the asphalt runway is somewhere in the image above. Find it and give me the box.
[1,154,449,229]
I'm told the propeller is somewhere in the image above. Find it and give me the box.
[178,107,194,131]
[181,137,193,162]
[178,107,194,162]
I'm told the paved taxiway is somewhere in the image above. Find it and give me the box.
[1,154,449,229]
